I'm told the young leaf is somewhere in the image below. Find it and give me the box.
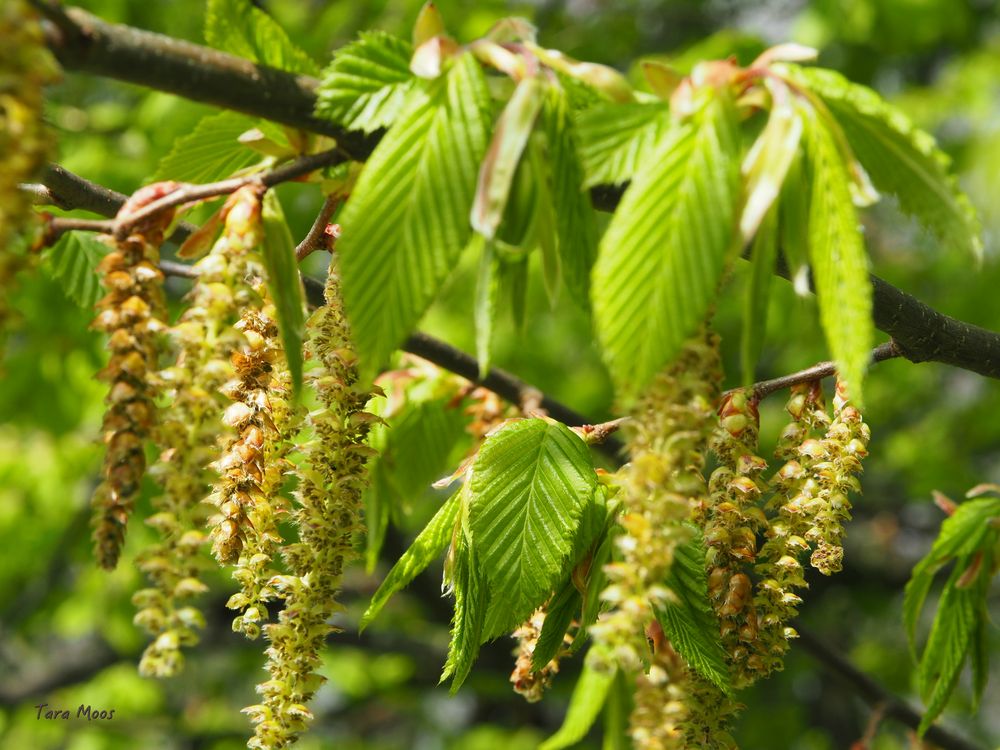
[801,103,873,405]
[655,531,732,694]
[474,238,499,376]
[471,75,547,239]
[442,529,489,691]
[783,64,982,260]
[315,31,415,133]
[360,488,462,630]
[261,192,306,396]
[741,205,778,384]
[592,93,741,399]
[531,579,582,671]
[539,650,616,750]
[44,232,109,310]
[467,418,598,633]
[575,100,671,188]
[364,465,394,574]
[542,84,599,304]
[205,0,318,75]
[336,53,492,376]
[602,668,633,750]
[778,150,811,296]
[152,111,262,184]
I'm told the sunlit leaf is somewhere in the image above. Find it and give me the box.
[152,111,262,184]
[205,0,318,75]
[44,232,109,310]
[575,100,671,188]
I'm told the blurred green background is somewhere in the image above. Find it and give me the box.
[2,0,1000,748]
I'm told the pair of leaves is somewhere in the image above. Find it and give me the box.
[902,492,1000,735]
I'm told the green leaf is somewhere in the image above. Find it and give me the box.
[783,64,982,261]
[44,232,109,310]
[531,579,582,671]
[602,669,633,750]
[337,53,492,377]
[364,465,394,573]
[592,94,741,399]
[360,489,461,631]
[442,527,489,691]
[474,238,499,377]
[315,31,414,133]
[778,150,811,295]
[152,111,262,184]
[540,650,615,750]
[542,84,599,304]
[467,418,598,633]
[655,531,732,694]
[261,192,305,396]
[471,75,547,239]
[205,0,318,75]
[741,205,778,384]
[576,100,671,188]
[801,103,873,405]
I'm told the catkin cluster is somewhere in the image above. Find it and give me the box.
[509,607,570,703]
[0,0,59,340]
[244,265,376,749]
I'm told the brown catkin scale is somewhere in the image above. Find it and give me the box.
[243,263,377,750]
[0,0,59,347]
[89,184,178,570]
[509,607,571,703]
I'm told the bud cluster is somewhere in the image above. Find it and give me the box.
[245,266,376,749]
[591,332,721,675]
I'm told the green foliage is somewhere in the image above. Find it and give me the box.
[204,0,319,75]
[903,491,1000,734]
[592,92,740,398]
[314,31,415,133]
[782,64,983,260]
[531,579,582,670]
[741,207,778,384]
[654,531,732,694]
[441,522,489,690]
[335,53,492,377]
[800,101,874,404]
[44,231,109,310]
[575,100,671,188]
[261,191,306,395]
[539,650,616,750]
[151,111,263,184]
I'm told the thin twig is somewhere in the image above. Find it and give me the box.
[38,215,115,246]
[295,194,341,261]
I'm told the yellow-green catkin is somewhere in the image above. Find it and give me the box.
[134,191,266,676]
[0,0,59,342]
[90,187,176,569]
[244,265,376,749]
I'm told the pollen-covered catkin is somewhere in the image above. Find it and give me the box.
[244,264,376,750]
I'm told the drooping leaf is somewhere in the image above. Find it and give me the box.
[474,237,499,376]
[467,418,598,633]
[442,527,489,691]
[531,578,582,671]
[315,31,415,133]
[261,191,305,396]
[655,531,732,694]
[44,232,110,310]
[152,111,262,184]
[741,205,778,384]
[783,64,982,261]
[602,669,633,750]
[800,102,873,405]
[205,0,318,75]
[575,99,671,188]
[541,84,599,304]
[336,53,492,377]
[471,75,547,239]
[778,150,811,295]
[364,464,394,574]
[592,93,741,398]
[540,650,616,750]
[360,488,461,630]
[503,256,530,332]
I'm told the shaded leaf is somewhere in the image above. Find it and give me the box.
[44,232,109,310]
[474,237,499,376]
[741,205,778,384]
[540,650,616,750]
[532,579,582,671]
[602,668,633,750]
[205,0,318,75]
[261,192,306,396]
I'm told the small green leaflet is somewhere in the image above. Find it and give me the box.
[540,650,616,750]
[782,64,982,261]
[741,206,778,384]
[336,53,492,378]
[575,99,671,188]
[44,232,110,310]
[800,102,873,406]
[314,31,415,133]
[152,111,263,184]
[655,530,732,694]
[541,84,599,304]
[468,418,599,634]
[592,93,741,399]
[360,488,462,631]
[204,0,318,75]
[261,192,306,396]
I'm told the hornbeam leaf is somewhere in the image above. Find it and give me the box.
[575,99,671,188]
[205,0,318,75]
[473,237,499,376]
[540,650,616,750]
[783,64,983,261]
[442,528,489,691]
[315,31,415,133]
[741,206,778,384]
[336,53,492,377]
[531,579,582,671]
[468,418,598,631]
[45,232,110,310]
[261,192,306,396]
[801,103,873,405]
[592,94,741,399]
[152,111,262,184]
[360,489,462,631]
